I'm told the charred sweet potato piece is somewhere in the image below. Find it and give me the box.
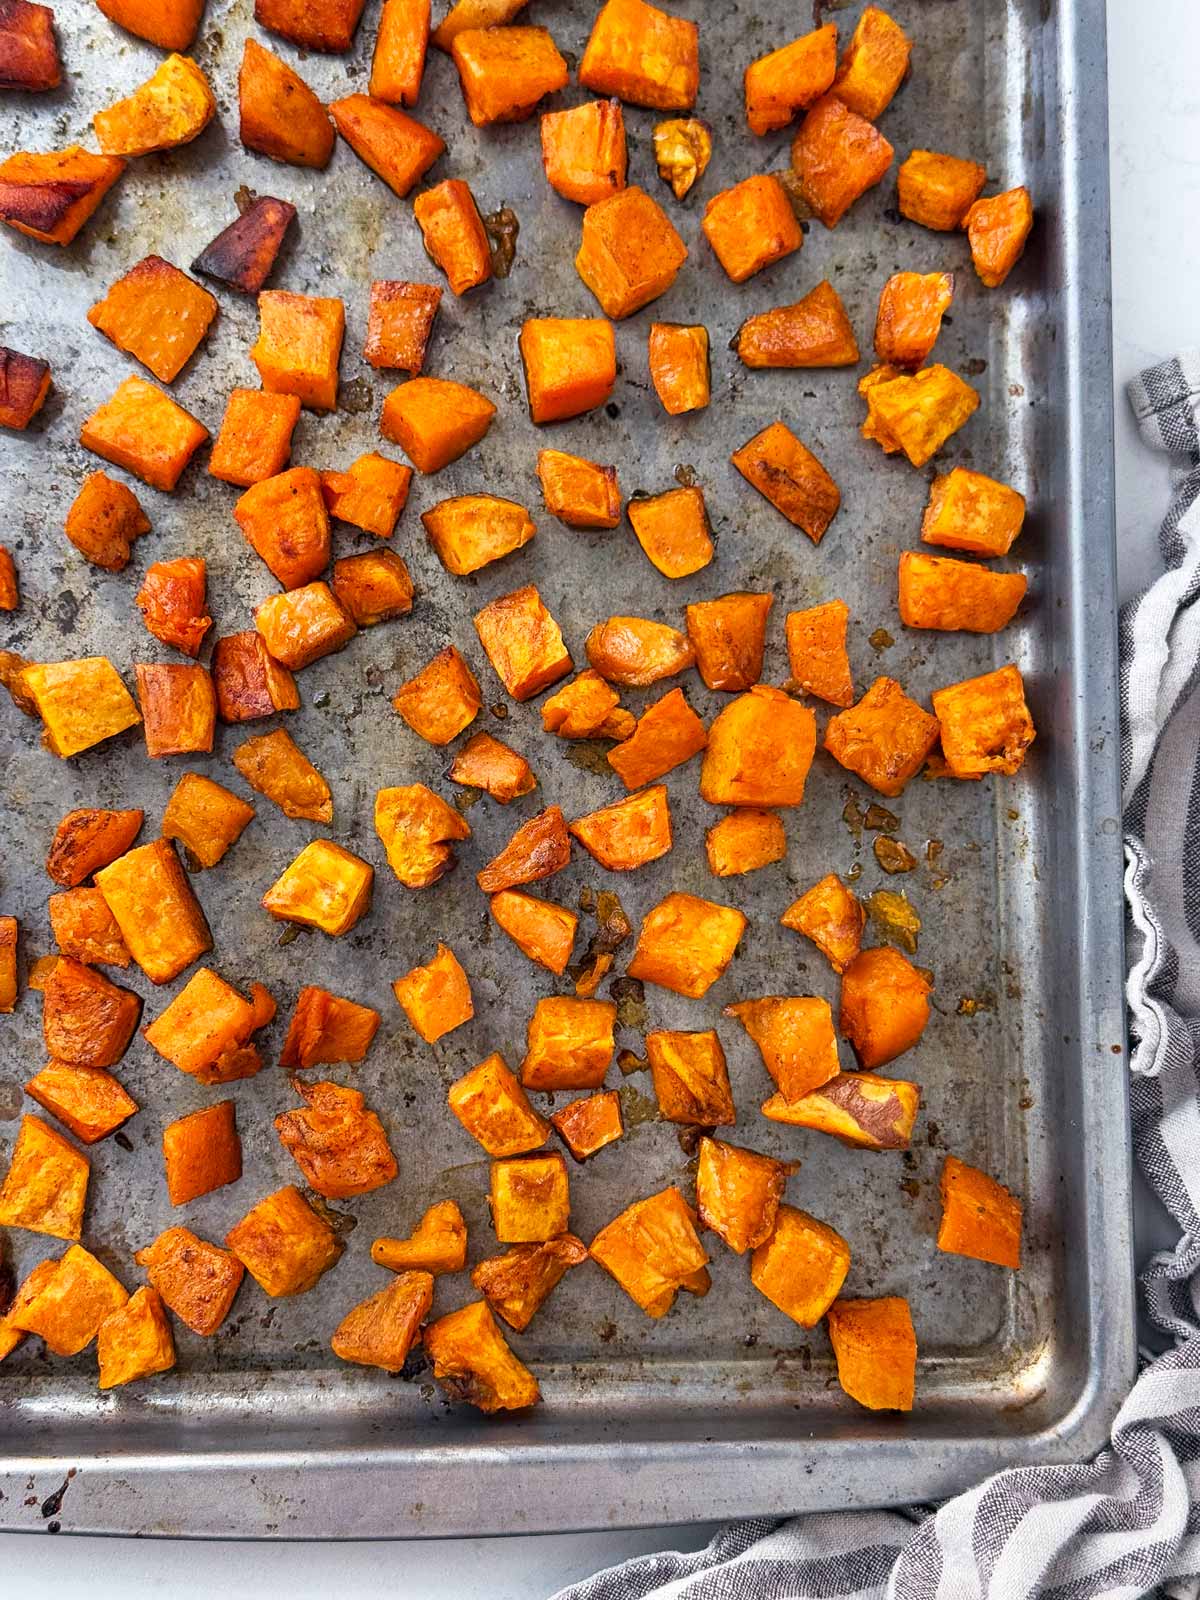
[732,421,840,543]
[964,186,1033,288]
[0,0,59,90]
[93,52,215,157]
[330,94,444,196]
[0,1260,60,1362]
[627,485,713,579]
[537,449,620,529]
[475,585,572,700]
[46,807,142,888]
[424,1298,540,1411]
[521,996,616,1091]
[450,731,536,803]
[413,178,492,295]
[41,956,140,1067]
[95,838,210,983]
[570,786,672,872]
[580,0,697,110]
[370,0,429,103]
[542,98,626,205]
[21,657,141,758]
[786,598,853,707]
[192,195,296,294]
[646,1028,735,1126]
[233,727,332,822]
[87,256,217,384]
[422,495,533,576]
[859,362,980,466]
[762,1070,920,1149]
[80,376,208,492]
[323,454,412,540]
[491,889,577,973]
[472,1234,586,1329]
[375,783,469,889]
[209,390,301,487]
[726,995,840,1101]
[576,185,687,318]
[706,808,785,878]
[135,662,216,759]
[331,548,415,627]
[735,281,858,369]
[898,148,986,231]
[840,945,931,1069]
[449,1052,549,1156]
[373,1199,466,1274]
[701,685,816,808]
[26,1061,136,1143]
[0,547,16,609]
[212,631,299,722]
[790,92,893,228]
[490,1151,570,1242]
[64,472,150,573]
[477,806,570,894]
[831,5,910,121]
[898,551,1026,633]
[11,1243,127,1355]
[519,317,616,426]
[551,1092,622,1162]
[703,175,803,284]
[239,40,334,169]
[604,688,703,791]
[252,289,344,411]
[255,0,366,51]
[393,943,473,1043]
[0,916,16,1011]
[48,888,130,967]
[162,1100,241,1206]
[136,1226,244,1335]
[0,1113,88,1240]
[696,1137,795,1254]
[933,663,1035,778]
[143,967,272,1082]
[451,24,567,125]
[586,616,694,687]
[629,893,746,999]
[590,1186,708,1317]
[744,22,836,136]
[827,1296,916,1411]
[279,986,380,1070]
[97,1284,175,1389]
[0,345,50,428]
[98,0,202,49]
[275,1079,397,1199]
[781,874,864,975]
[0,146,124,246]
[363,280,442,374]
[824,676,940,797]
[382,376,496,474]
[331,1270,432,1371]
[226,1184,343,1297]
[937,1154,1022,1268]
[262,839,373,934]
[255,583,357,671]
[136,557,210,657]
[874,270,953,369]
[542,670,624,740]
[751,1204,850,1326]
[922,468,1025,557]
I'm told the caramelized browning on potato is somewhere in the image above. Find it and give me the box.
[255,583,357,671]
[735,281,859,370]
[0,0,60,91]
[874,271,953,369]
[922,468,1026,557]
[26,1060,137,1144]
[472,1234,587,1330]
[542,98,626,205]
[46,807,142,887]
[375,783,469,889]
[744,23,836,136]
[142,966,272,1083]
[275,1078,397,1199]
[135,662,216,759]
[234,729,332,822]
[489,1151,570,1242]
[0,344,51,428]
[550,1091,623,1162]
[225,1184,343,1297]
[824,676,940,797]
[0,145,124,246]
[477,805,570,893]
[537,449,621,528]
[255,0,366,51]
[732,421,840,543]
[780,873,864,975]
[193,195,296,294]
[475,585,572,699]
[590,1186,709,1317]
[695,1137,796,1254]
[579,0,698,111]
[42,955,141,1069]
[48,887,131,968]
[279,985,381,1069]
[331,1269,433,1370]
[790,93,893,228]
[421,495,533,574]
[212,630,300,722]
[646,1028,736,1126]
[423,1298,540,1411]
[135,1226,244,1335]
[586,615,694,687]
[136,557,211,656]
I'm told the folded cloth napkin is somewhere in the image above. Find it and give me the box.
[550,356,1200,1600]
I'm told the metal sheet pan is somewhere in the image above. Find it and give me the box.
[0,0,1133,1538]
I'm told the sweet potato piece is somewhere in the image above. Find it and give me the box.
[95,837,211,984]
[135,1227,243,1335]
[391,646,480,746]
[93,53,215,157]
[897,148,986,232]
[586,616,694,688]
[452,25,567,125]
[874,270,953,369]
[0,0,60,90]
[226,1185,343,1297]
[703,175,803,285]
[627,485,713,580]
[472,1234,586,1329]
[744,22,836,136]
[363,280,441,374]
[937,1154,1022,1268]
[239,40,334,169]
[20,658,140,759]
[590,1187,708,1317]
[551,1092,622,1162]
[192,195,296,295]
[209,390,300,488]
[922,468,1025,557]
[964,186,1033,288]
[382,376,496,474]
[263,839,373,934]
[491,889,577,974]
[898,551,1026,633]
[681,596,769,698]
[135,662,216,758]
[827,1296,916,1411]
[840,945,931,1070]
[392,943,472,1045]
[26,1061,136,1143]
[275,1079,397,1199]
[732,421,840,543]
[255,583,357,671]
[373,1200,466,1274]
[580,0,697,110]
[751,1204,850,1326]
[933,663,1035,778]
[646,1028,735,1126]
[521,995,616,1091]
[519,317,616,427]
[477,806,569,894]
[233,727,332,822]
[41,956,139,1067]
[424,1298,540,1411]
[449,1052,549,1156]
[706,808,785,878]
[64,472,149,574]
[762,1070,919,1149]
[0,1114,88,1241]
[0,146,124,246]
[786,598,853,707]
[332,1270,432,1371]
[603,690,702,791]
[80,376,208,492]
[162,1100,241,1205]
[252,290,344,412]
[537,449,620,529]
[330,94,444,196]
[781,874,864,975]
[278,986,380,1070]
[255,0,366,51]
[46,807,142,887]
[48,888,130,967]
[696,1137,795,1254]
[576,185,687,319]
[87,256,216,385]
[570,786,672,872]
[12,1243,127,1355]
[831,5,910,121]
[541,98,626,206]
[490,1152,569,1242]
[475,585,572,700]
[422,496,534,577]
[212,631,299,722]
[370,0,429,103]
[0,345,50,428]
[790,92,893,228]
[0,546,16,609]
[0,916,16,1012]
[734,281,858,370]
[136,557,210,657]
[98,0,201,48]
[824,676,940,797]
[142,967,269,1080]
[413,178,492,295]
[375,783,470,889]
[859,362,980,466]
[0,1260,59,1362]
[432,0,526,48]
[97,1284,175,1389]
[726,995,840,1101]
[450,732,536,803]
[701,685,816,808]
[323,455,412,542]
[629,893,746,999]
[331,548,415,628]
[652,115,710,200]
[542,670,622,740]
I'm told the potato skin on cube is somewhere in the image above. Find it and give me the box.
[589,1186,709,1318]
[827,1295,916,1411]
[839,945,931,1069]
[750,1204,850,1326]
[423,1298,540,1411]
[192,195,296,294]
[695,1137,796,1255]
[225,1185,343,1297]
[761,1071,921,1151]
[0,344,51,428]
[628,893,746,999]
[262,839,374,935]
[937,1154,1022,1268]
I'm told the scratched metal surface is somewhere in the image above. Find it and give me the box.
[0,0,1132,1538]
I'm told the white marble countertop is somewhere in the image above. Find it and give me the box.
[4,1,1195,1593]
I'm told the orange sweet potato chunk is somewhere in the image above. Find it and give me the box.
[786,598,854,707]
[898,551,1027,633]
[551,1091,623,1162]
[48,887,130,967]
[628,892,746,999]
[932,663,1036,778]
[875,270,954,369]
[42,956,140,1068]
[937,1154,1022,1269]
[63,471,150,573]
[225,1185,343,1297]
[332,548,415,626]
[964,186,1033,289]
[761,1071,921,1150]
[898,148,986,231]
[279,986,380,1070]
[87,256,217,384]
[11,1243,127,1355]
[255,0,366,51]
[781,873,864,975]
[94,837,212,984]
[449,1052,549,1157]
[519,317,616,425]
[136,1226,244,1335]
[576,185,687,319]
[590,1187,709,1318]
[490,890,577,973]
[570,786,672,872]
[255,583,357,671]
[627,485,712,579]
[373,1199,467,1274]
[275,1079,397,1199]
[449,732,536,804]
[93,53,215,157]
[381,375,495,473]
[472,1234,587,1328]
[26,1061,137,1143]
[191,195,296,295]
[136,557,211,657]
[212,631,299,722]
[735,280,859,370]
[233,727,332,822]
[432,0,527,50]
[706,808,786,878]
[0,1113,89,1240]
[0,146,124,246]
[0,344,50,428]
[477,805,570,893]
[858,362,980,467]
[732,421,840,543]
[97,1284,176,1389]
[370,0,429,104]
[363,280,441,374]
[162,1099,241,1206]
[538,448,620,528]
[393,943,472,1044]
[726,995,840,1101]
[331,1270,432,1370]
[790,92,894,228]
[607,686,705,789]
[413,178,492,295]
[210,389,301,487]
[521,995,616,1091]
[695,1137,796,1254]
[252,290,344,412]
[323,452,413,539]
[1,0,61,89]
[0,1260,60,1362]
[542,98,626,205]
[0,916,16,1012]
[703,175,803,284]
[922,468,1026,557]
[135,662,216,759]
[392,645,481,746]
[840,945,931,1069]
[263,841,373,934]
[375,784,469,889]
[489,1151,570,1242]
[827,1295,916,1410]
[142,967,271,1082]
[46,807,142,887]
[586,616,694,687]
[423,1298,540,1411]
[0,546,16,609]
[824,676,940,797]
[751,1204,850,1326]
[683,593,770,694]
[240,39,334,168]
[451,25,568,126]
[831,5,911,121]
[330,94,444,196]
[21,658,141,758]
[701,685,816,807]
[475,585,572,700]
[744,23,836,136]
[80,376,208,492]
[542,670,623,740]
[422,495,534,574]
[646,1028,735,1126]
[580,0,698,110]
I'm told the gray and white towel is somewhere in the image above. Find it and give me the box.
[551,356,1200,1600]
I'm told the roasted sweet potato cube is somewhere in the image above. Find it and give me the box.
[490,1152,569,1242]
[235,468,331,591]
[784,598,853,708]
[135,1226,244,1335]
[932,663,1035,778]
[136,557,210,657]
[330,94,443,196]
[790,93,894,228]
[542,670,621,740]
[226,1184,343,1297]
[0,916,16,1011]
[762,1070,920,1150]
[696,1137,795,1254]
[964,186,1033,288]
[0,345,50,428]
[135,662,216,759]
[450,732,536,804]
[277,986,380,1071]
[681,597,769,700]
[452,24,567,125]
[422,495,534,575]
[93,53,215,157]
[372,1199,466,1274]
[252,290,344,412]
[161,1100,241,1207]
[48,888,130,967]
[275,1079,397,1199]
[97,1284,175,1389]
[255,583,357,671]
[570,786,672,872]
[628,485,712,579]
[590,1186,708,1317]
[331,1269,432,1371]
[824,677,940,797]
[80,376,208,492]
[12,1243,127,1355]
[375,784,469,889]
[369,0,429,103]
[233,728,331,823]
[142,967,266,1080]
[209,390,300,488]
[831,5,910,121]
[629,893,745,999]
[42,956,140,1068]
[475,585,572,701]
[827,1295,916,1410]
[706,808,785,878]
[781,874,864,975]
[579,0,697,110]
[87,256,217,385]
[521,996,616,1091]
[646,1028,735,1126]
[363,280,441,374]
[551,1091,623,1162]
[25,1061,135,1144]
[255,0,366,51]
[840,945,931,1069]
[922,468,1025,557]
[477,806,570,893]
[0,546,16,609]
[239,40,334,169]
[432,0,527,49]
[472,1235,586,1329]
[744,22,836,136]
[392,943,473,1046]
[424,1298,540,1411]
[701,685,816,808]
[192,195,296,294]
[652,115,711,199]
[604,688,702,791]
[732,421,839,543]
[63,472,149,574]
[586,616,694,688]
[898,551,1026,633]
[576,186,687,318]
[0,1114,88,1240]
[703,175,803,285]
[537,449,620,529]
[735,280,858,370]
[381,376,495,473]
[413,178,492,295]
[519,317,616,426]
[0,145,124,246]
[725,995,840,1101]
[541,98,626,205]
[874,270,953,369]
[449,1052,548,1156]
[94,838,209,985]
[263,839,373,934]
[0,1260,59,1362]
[46,807,142,887]
[491,889,577,973]
[212,631,299,722]
[323,455,413,542]
[21,658,140,759]
[751,1204,850,1326]
[859,362,980,466]
[0,0,60,91]
[937,1154,1022,1268]
[331,549,414,629]
[897,148,985,231]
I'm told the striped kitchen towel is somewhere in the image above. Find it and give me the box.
[550,356,1200,1600]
